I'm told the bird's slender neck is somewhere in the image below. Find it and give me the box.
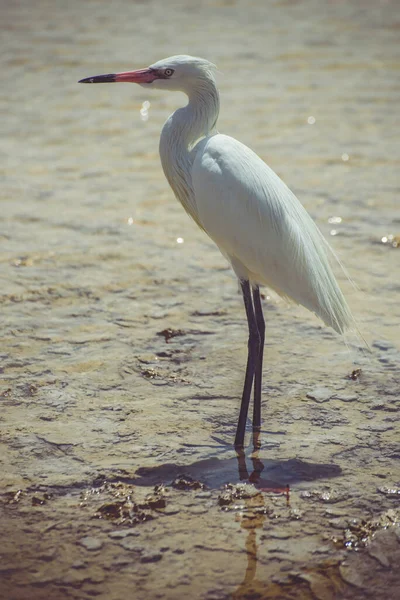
[178,80,220,150]
[159,75,220,225]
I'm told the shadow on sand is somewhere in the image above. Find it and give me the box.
[134,452,342,490]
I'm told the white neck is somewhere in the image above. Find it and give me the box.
[159,76,220,226]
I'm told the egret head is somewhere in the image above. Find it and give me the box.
[78,55,217,94]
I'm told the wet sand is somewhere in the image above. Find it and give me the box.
[1,0,399,598]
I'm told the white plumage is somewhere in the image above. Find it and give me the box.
[192,134,352,333]
[79,54,355,447]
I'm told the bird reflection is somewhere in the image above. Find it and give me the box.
[232,521,261,599]
[236,448,263,483]
[232,450,289,599]
[236,448,290,499]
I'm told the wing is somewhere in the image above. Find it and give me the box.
[191,134,353,333]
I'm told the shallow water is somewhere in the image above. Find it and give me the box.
[1,0,399,598]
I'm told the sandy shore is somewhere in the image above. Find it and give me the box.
[1,0,399,598]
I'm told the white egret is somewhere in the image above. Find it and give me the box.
[79,55,354,448]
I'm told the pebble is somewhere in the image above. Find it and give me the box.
[306,387,334,403]
[329,518,348,530]
[71,561,86,569]
[368,543,390,568]
[163,506,180,515]
[119,539,144,552]
[271,573,293,585]
[79,537,103,551]
[269,531,291,540]
[140,552,162,563]
[108,528,140,539]
[377,486,400,497]
[188,506,208,514]
[359,424,394,432]
[370,401,386,411]
[301,489,345,503]
[339,561,366,588]
[334,393,358,402]
[289,508,303,520]
[325,508,343,517]
[312,545,332,554]
[62,571,87,585]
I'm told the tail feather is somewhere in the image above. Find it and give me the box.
[286,202,355,335]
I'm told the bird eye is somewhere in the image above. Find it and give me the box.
[164,68,174,77]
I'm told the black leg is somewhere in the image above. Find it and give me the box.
[234,280,260,448]
[236,448,249,480]
[252,286,265,439]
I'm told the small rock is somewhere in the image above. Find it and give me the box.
[79,537,103,551]
[301,489,345,503]
[362,424,394,432]
[339,561,366,588]
[312,545,332,554]
[269,531,291,540]
[172,474,205,490]
[377,486,400,498]
[188,506,208,514]
[62,571,88,585]
[108,528,140,539]
[140,552,162,563]
[218,491,233,507]
[137,354,159,364]
[324,508,343,517]
[306,387,334,403]
[162,505,180,515]
[271,573,293,585]
[334,393,358,402]
[368,543,390,567]
[289,508,303,520]
[329,518,348,530]
[119,537,144,552]
[348,368,362,380]
[297,572,335,599]
[370,401,387,411]
[157,328,185,342]
[119,539,144,552]
[139,494,166,510]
